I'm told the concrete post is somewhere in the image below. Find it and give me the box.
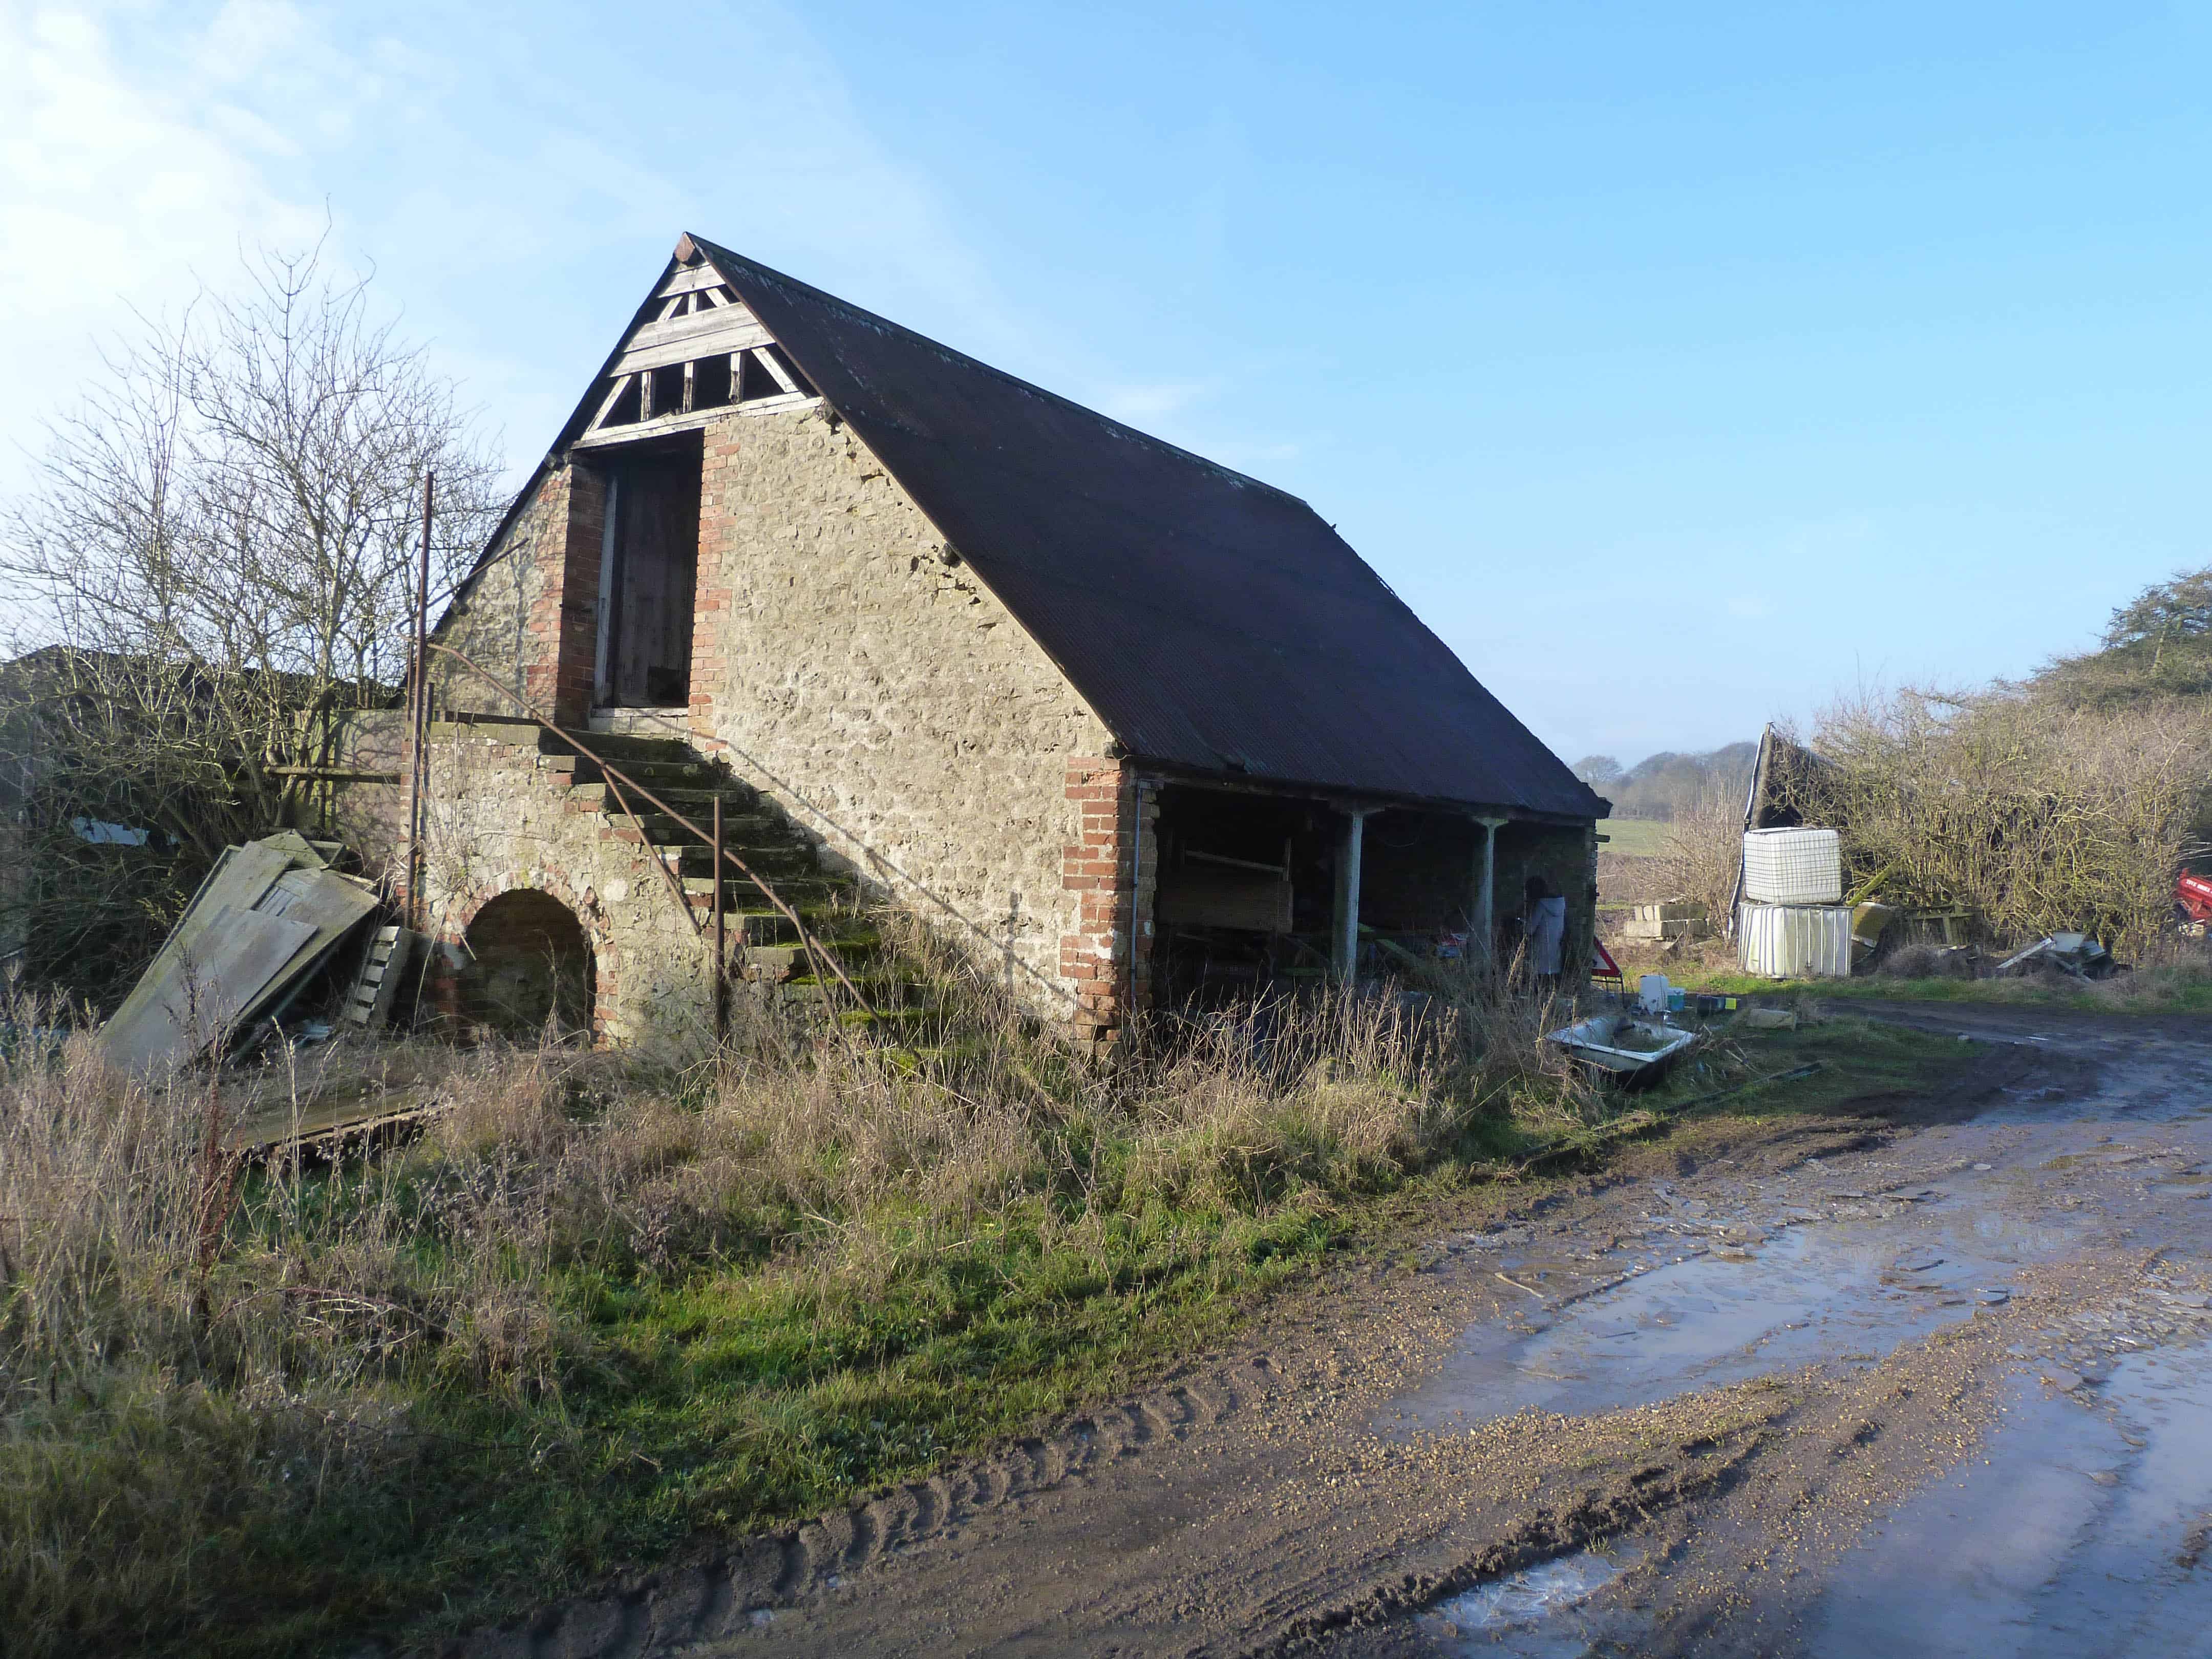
[1332,809,1374,981]
[1473,815,1508,963]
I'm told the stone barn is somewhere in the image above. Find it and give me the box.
[399,233,1606,1050]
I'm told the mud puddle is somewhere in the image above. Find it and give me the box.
[1412,1548,1645,1657]
[1384,1195,2061,1430]
[1811,1342,2212,1656]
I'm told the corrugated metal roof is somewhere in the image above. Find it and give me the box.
[499,237,1603,819]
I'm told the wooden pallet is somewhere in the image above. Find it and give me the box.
[344,925,416,1030]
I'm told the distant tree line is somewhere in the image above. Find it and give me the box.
[1570,743,1757,821]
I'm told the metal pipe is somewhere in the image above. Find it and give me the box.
[712,793,726,1040]
[407,472,434,933]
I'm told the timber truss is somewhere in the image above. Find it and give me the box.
[575,258,818,449]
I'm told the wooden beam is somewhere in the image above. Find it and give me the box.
[612,309,770,377]
[682,358,695,414]
[639,364,654,421]
[627,302,758,347]
[570,393,820,450]
[655,262,729,299]
[754,346,801,394]
[266,765,401,783]
[583,373,635,435]
[1331,808,1374,981]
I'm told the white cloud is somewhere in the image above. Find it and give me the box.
[0,3,336,484]
[0,0,1275,506]
[1095,379,1217,423]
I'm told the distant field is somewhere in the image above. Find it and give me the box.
[1598,818,1670,857]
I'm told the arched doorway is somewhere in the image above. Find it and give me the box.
[462,889,595,1041]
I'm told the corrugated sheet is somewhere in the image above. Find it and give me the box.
[503,238,1604,818]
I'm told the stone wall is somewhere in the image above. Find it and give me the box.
[1493,820,1599,981]
[687,407,1120,1033]
[410,719,714,1052]
[432,463,606,726]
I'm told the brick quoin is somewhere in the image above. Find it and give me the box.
[1059,758,1158,1051]
[549,464,607,728]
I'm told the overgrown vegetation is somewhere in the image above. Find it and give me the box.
[0,951,1631,1658]
[1678,950,2212,1016]
[1773,686,2212,955]
[0,237,500,1007]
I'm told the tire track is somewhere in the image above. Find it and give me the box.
[425,1361,1258,1657]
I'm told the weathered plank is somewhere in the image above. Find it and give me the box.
[612,309,770,377]
[571,391,818,449]
[654,263,731,299]
[102,907,316,1077]
[101,841,293,1067]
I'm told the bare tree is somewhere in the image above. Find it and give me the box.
[1776,688,2212,954]
[0,237,503,1000]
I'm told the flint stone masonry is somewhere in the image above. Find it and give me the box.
[683,408,1118,1031]
[413,404,1134,1046]
[433,462,606,727]
[411,721,713,1052]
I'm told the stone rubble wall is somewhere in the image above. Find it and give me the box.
[411,721,713,1052]
[686,407,1120,1035]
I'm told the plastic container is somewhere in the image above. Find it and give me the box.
[1736,903,1854,978]
[1667,987,1686,1012]
[1741,828,1844,905]
[1639,973,1670,1014]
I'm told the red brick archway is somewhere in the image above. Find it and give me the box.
[442,874,614,1044]
[461,889,594,1039]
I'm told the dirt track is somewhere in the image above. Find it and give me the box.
[437,1008,2212,1658]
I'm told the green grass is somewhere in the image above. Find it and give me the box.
[1597,817,1670,857]
[1513,1014,1977,1168]
[0,1004,1979,1658]
[1674,964,2212,1017]
[166,1188,1367,1651]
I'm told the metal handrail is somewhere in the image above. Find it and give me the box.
[422,644,882,1024]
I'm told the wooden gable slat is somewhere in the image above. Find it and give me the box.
[612,307,771,377]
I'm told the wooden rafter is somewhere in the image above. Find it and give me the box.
[572,389,817,450]
[583,373,636,436]
[573,260,821,448]
[655,262,729,299]
[613,307,769,377]
[753,346,801,395]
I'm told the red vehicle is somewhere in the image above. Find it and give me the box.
[2176,872,2212,927]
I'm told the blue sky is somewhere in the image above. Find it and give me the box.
[4,2,2208,765]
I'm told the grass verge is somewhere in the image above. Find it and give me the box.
[0,966,1971,1657]
[1676,959,2212,1016]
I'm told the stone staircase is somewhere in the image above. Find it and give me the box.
[549,726,941,1034]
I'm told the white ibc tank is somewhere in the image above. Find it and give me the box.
[1737,903,1854,979]
[1741,827,1843,905]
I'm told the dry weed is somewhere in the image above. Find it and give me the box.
[1781,689,2212,954]
[0,951,1607,1657]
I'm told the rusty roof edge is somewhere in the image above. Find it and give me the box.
[1126,756,1601,823]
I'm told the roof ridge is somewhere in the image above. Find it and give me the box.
[686,233,1315,514]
